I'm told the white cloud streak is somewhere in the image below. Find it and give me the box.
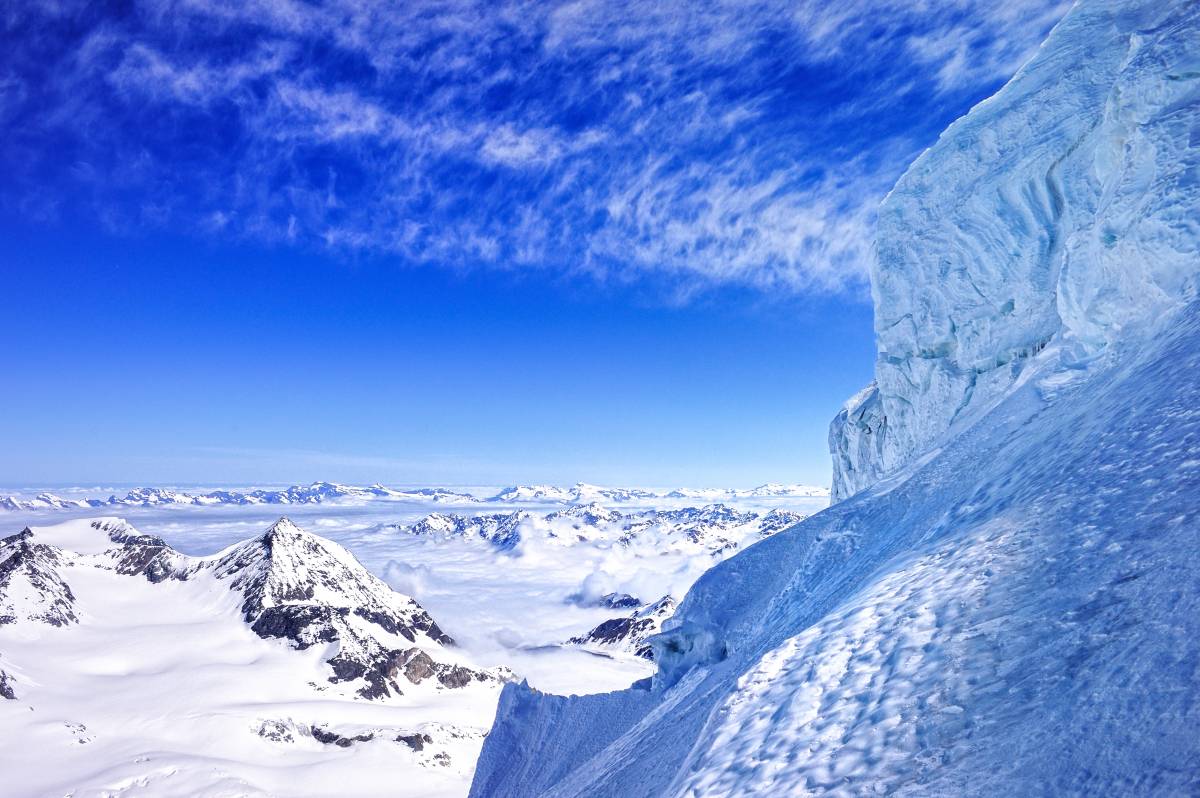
[1,0,1070,299]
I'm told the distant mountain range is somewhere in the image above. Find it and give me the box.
[567,595,678,660]
[383,502,811,555]
[0,481,829,511]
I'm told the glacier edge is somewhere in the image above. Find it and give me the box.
[831,0,1199,501]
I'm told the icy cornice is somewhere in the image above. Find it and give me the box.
[831,0,1200,501]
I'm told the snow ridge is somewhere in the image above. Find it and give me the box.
[0,482,483,511]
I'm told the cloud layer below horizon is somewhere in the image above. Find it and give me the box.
[1,0,1067,298]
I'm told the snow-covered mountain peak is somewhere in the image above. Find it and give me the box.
[393,503,811,556]
[260,515,312,543]
[0,528,77,627]
[568,594,678,660]
[544,502,622,526]
[14,517,126,555]
[204,517,506,699]
[489,484,570,502]
[212,517,444,630]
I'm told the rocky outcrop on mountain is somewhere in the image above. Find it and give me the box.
[0,655,15,700]
[88,519,190,583]
[568,596,677,660]
[0,529,77,627]
[311,726,378,748]
[396,731,435,752]
[596,593,641,610]
[257,719,439,755]
[756,508,807,535]
[254,715,478,774]
[203,518,496,699]
[386,647,490,690]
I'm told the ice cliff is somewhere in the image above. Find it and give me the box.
[470,0,1200,795]
[830,0,1199,501]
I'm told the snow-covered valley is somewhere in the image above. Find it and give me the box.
[0,488,827,796]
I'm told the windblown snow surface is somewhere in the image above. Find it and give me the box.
[470,1,1200,795]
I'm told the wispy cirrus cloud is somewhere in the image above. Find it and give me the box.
[0,0,1069,299]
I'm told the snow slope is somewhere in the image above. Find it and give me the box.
[471,1,1200,794]
[0,517,504,797]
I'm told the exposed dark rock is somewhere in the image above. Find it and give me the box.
[90,520,189,583]
[0,529,78,627]
[251,605,341,648]
[311,726,376,748]
[396,648,437,684]
[352,604,453,645]
[112,541,182,582]
[400,608,453,646]
[568,595,678,660]
[203,518,488,699]
[598,592,642,610]
[397,732,434,751]
[379,647,495,693]
[0,667,15,700]
[256,719,295,742]
[437,665,476,689]
[581,617,646,647]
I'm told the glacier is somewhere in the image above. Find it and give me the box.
[830,0,1199,502]
[470,0,1200,795]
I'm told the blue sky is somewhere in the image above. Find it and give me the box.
[0,0,1066,488]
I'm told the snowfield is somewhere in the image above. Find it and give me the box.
[0,491,825,796]
[471,1,1200,795]
[0,519,495,798]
